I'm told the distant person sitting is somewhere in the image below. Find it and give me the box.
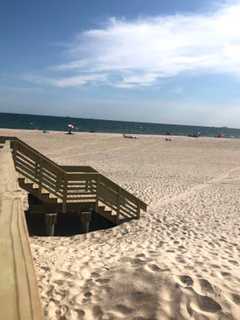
[188,132,200,138]
[216,133,224,138]
[123,134,137,139]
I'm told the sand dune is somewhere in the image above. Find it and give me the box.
[1,129,240,319]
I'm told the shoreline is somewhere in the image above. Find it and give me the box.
[0,127,237,141]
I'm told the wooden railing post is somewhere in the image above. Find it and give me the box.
[85,177,89,192]
[96,174,99,208]
[56,175,60,193]
[12,140,17,166]
[35,161,38,178]
[38,162,42,194]
[117,186,120,222]
[62,173,68,213]
[137,201,141,219]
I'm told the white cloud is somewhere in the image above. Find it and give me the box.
[113,72,160,88]
[53,74,107,87]
[23,73,107,88]
[34,1,240,87]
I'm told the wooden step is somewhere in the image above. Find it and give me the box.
[22,182,34,189]
[98,205,113,216]
[19,180,59,204]
[40,193,58,204]
[97,205,117,224]
[18,177,25,184]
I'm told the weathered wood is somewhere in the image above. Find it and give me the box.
[99,174,147,210]
[120,205,137,218]
[67,172,99,181]
[67,186,97,193]
[0,143,43,320]
[117,186,120,221]
[0,136,147,224]
[62,175,67,213]
[41,175,59,191]
[97,197,118,213]
[16,151,36,167]
[96,206,117,224]
[136,202,141,219]
[67,191,96,196]
[67,197,96,203]
[97,184,118,206]
[40,179,62,196]
[42,167,58,180]
[67,180,96,186]
[61,165,97,172]
[120,198,138,212]
[118,210,134,219]
[13,139,65,175]
[15,159,36,177]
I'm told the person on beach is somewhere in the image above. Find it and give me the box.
[67,124,74,134]
[123,134,137,139]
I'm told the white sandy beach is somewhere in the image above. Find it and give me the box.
[1,129,240,320]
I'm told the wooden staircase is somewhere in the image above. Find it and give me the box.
[0,136,147,225]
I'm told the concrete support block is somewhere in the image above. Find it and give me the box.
[45,213,57,236]
[80,211,92,234]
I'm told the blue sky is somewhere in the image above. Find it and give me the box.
[1,0,240,127]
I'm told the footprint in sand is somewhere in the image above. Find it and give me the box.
[178,275,194,287]
[196,295,222,313]
[228,259,239,266]
[135,253,146,258]
[114,304,134,315]
[189,289,222,314]
[95,278,110,284]
[146,263,161,272]
[84,291,92,298]
[198,278,214,294]
[91,272,100,278]
[231,293,240,305]
[91,305,104,318]
[75,309,85,318]
[221,271,232,278]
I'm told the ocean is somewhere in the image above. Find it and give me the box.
[0,112,239,138]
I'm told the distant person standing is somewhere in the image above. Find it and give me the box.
[67,123,74,134]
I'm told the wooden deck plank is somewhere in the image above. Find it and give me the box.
[0,142,43,320]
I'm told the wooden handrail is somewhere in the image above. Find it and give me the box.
[98,174,147,210]
[61,165,98,173]
[0,136,147,218]
[13,138,66,174]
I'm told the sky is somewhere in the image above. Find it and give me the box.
[1,0,240,127]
